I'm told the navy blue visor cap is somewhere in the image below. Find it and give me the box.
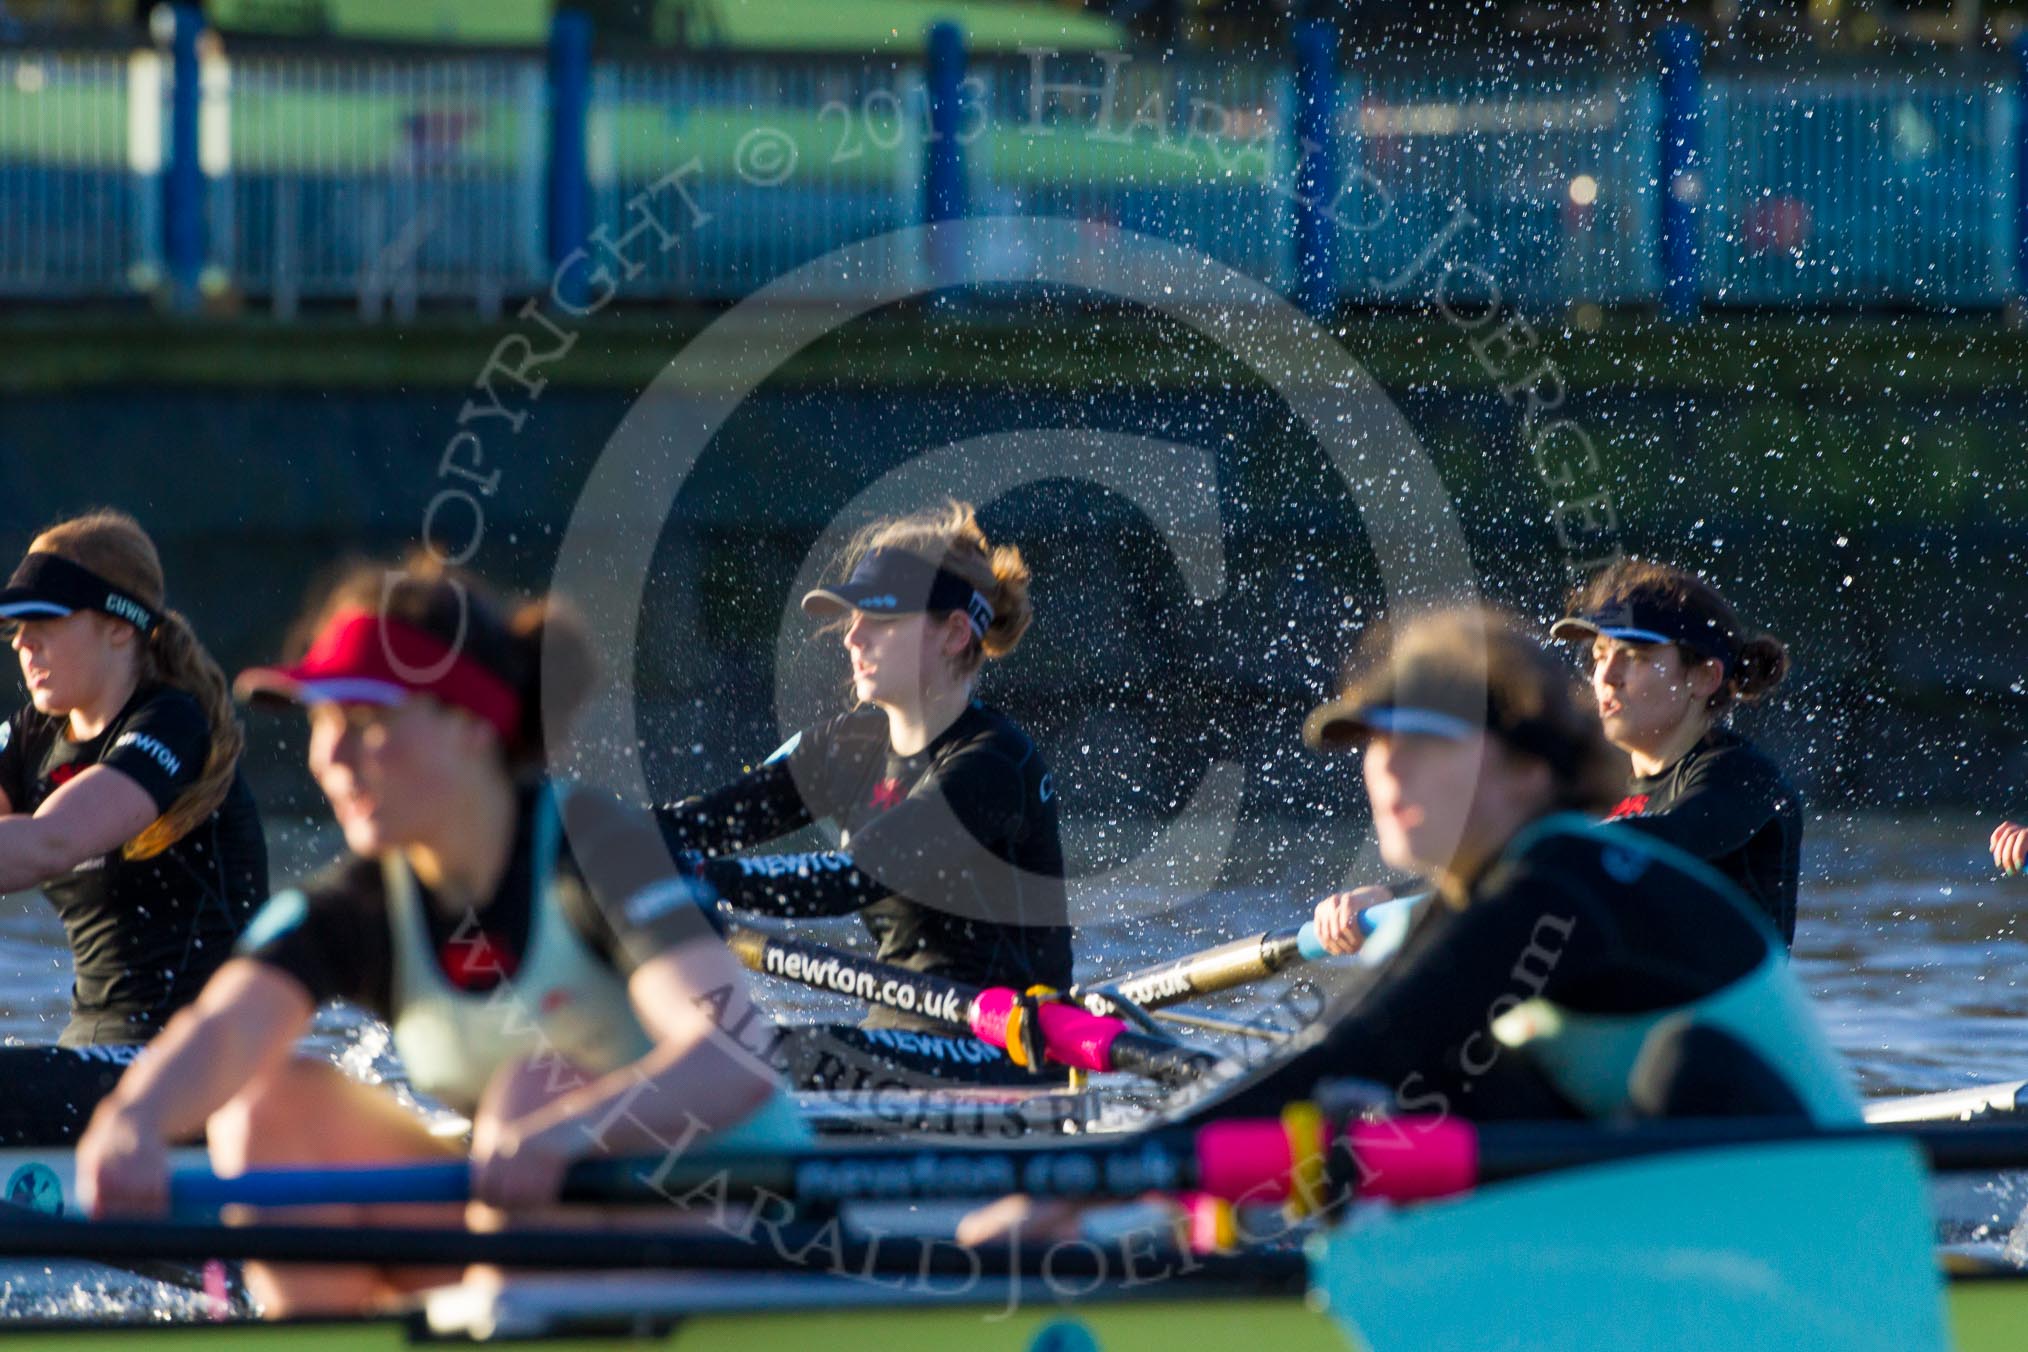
[801,548,994,639]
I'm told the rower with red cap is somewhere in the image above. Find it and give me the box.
[75,554,807,1317]
[0,510,268,1140]
[1212,606,1854,1125]
[655,501,1072,1089]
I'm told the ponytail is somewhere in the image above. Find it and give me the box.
[129,609,243,860]
[978,539,1032,660]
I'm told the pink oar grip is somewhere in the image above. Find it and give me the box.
[968,988,1016,1047]
[967,989,1125,1072]
[1030,999,1124,1071]
[1194,1119,1297,1202]
[1343,1117,1480,1203]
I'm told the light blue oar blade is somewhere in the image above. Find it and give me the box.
[1314,1137,1948,1352]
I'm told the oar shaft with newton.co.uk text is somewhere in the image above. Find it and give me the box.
[722,923,1222,1085]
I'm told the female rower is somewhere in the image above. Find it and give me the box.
[657,502,1070,1088]
[1315,562,1803,953]
[0,510,267,1140]
[1227,606,1855,1124]
[77,556,804,1315]
[1549,559,1802,945]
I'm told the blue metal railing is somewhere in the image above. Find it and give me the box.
[587,51,925,300]
[0,45,153,297]
[211,48,547,318]
[965,52,1297,296]
[1335,67,1662,311]
[1703,69,2017,307]
[2,15,2025,317]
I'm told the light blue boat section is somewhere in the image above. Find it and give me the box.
[1314,1137,1948,1352]
[3,1146,213,1220]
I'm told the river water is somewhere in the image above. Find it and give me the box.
[0,807,2021,1316]
[3,809,2019,1094]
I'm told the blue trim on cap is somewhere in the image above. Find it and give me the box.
[1360,707,1477,740]
[1593,626,1678,646]
[0,601,74,619]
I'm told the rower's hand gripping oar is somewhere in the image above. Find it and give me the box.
[722,921,1224,1086]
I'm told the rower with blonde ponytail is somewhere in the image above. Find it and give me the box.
[0,509,268,1066]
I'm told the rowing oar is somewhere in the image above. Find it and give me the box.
[1076,895,1426,1018]
[0,1212,1305,1287]
[722,922,1222,1086]
[145,1113,2028,1216]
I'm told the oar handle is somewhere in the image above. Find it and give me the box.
[967,988,1222,1085]
[169,1160,473,1213]
[1116,894,1427,1006]
[1289,894,1399,962]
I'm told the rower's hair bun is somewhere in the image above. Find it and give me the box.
[979,537,1032,660]
[1731,633,1790,704]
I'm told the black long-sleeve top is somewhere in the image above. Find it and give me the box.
[1201,815,1782,1124]
[657,703,1072,1030]
[1605,728,1802,946]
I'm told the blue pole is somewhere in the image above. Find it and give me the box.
[1293,20,1340,321]
[547,9,592,276]
[923,21,967,287]
[2014,33,2028,309]
[163,3,203,313]
[1657,21,1703,324]
[924,22,967,225]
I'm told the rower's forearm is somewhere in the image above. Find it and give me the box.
[0,813,81,892]
[101,1002,291,1140]
[698,851,876,917]
[533,1034,777,1158]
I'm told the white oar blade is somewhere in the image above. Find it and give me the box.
[1319,1137,1948,1352]
[1866,1082,2028,1126]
